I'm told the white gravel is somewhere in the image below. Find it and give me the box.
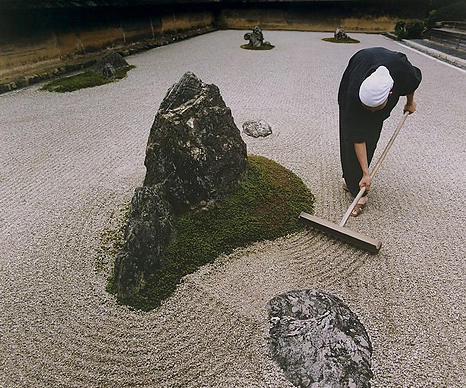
[1,31,465,387]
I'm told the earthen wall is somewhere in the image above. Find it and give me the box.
[0,1,428,84]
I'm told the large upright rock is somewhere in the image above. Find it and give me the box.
[113,72,248,301]
[268,290,373,388]
[144,71,248,214]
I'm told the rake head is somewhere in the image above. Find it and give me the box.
[300,212,382,254]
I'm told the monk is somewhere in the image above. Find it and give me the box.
[338,47,422,216]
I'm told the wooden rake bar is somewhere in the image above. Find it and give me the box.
[300,111,410,254]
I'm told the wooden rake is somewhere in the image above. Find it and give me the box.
[300,111,410,253]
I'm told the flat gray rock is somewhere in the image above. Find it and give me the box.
[268,289,373,388]
[243,119,272,138]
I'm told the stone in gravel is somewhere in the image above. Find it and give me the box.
[335,28,348,40]
[102,63,116,78]
[244,26,266,47]
[243,119,272,138]
[93,49,129,74]
[113,71,248,299]
[268,289,373,388]
[113,186,173,298]
[143,71,248,214]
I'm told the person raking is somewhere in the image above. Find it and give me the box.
[338,47,422,216]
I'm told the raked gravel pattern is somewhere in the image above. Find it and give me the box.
[1,31,465,387]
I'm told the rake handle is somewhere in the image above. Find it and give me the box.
[339,111,410,227]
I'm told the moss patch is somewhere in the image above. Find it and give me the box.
[109,154,314,311]
[322,37,360,44]
[41,65,135,92]
[240,44,275,50]
[96,204,130,275]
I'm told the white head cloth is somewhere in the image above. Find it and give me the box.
[359,66,394,107]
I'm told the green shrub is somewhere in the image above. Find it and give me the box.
[429,0,466,22]
[41,65,135,92]
[240,43,275,50]
[395,20,426,40]
[394,21,408,40]
[110,155,315,311]
[322,37,360,44]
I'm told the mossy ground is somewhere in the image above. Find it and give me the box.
[107,154,314,311]
[41,65,135,92]
[96,204,130,274]
[322,37,360,44]
[240,44,275,50]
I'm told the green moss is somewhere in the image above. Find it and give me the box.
[96,204,130,274]
[110,155,314,311]
[322,37,360,44]
[41,65,135,92]
[240,44,275,50]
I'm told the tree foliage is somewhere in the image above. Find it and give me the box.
[427,0,466,27]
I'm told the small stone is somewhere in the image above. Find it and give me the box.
[242,119,272,138]
[102,63,116,78]
[334,28,348,40]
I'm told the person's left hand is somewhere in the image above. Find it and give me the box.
[404,101,416,114]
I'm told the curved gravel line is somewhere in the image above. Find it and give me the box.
[1,31,465,387]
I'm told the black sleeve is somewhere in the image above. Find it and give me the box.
[391,55,422,96]
[340,99,372,143]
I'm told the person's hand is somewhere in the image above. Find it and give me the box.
[359,173,371,192]
[404,100,416,114]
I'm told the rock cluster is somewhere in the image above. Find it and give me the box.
[244,26,272,48]
[113,72,248,300]
[268,289,373,388]
[334,28,348,40]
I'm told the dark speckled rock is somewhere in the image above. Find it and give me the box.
[113,185,173,299]
[268,289,373,388]
[143,71,248,214]
[93,49,129,74]
[113,72,248,300]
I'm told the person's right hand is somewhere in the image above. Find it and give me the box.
[404,100,416,114]
[359,173,371,192]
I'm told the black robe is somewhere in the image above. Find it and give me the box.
[338,47,422,196]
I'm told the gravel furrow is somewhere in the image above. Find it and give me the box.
[1,30,465,387]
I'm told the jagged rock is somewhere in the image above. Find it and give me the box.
[244,26,266,48]
[93,49,129,74]
[113,72,248,300]
[268,289,373,388]
[102,63,116,78]
[144,71,248,214]
[335,28,348,40]
[243,119,272,138]
[113,186,173,299]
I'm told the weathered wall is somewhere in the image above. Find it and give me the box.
[219,8,397,32]
[0,5,216,81]
[218,2,427,32]
[0,1,428,84]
